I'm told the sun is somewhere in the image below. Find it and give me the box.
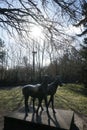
[31,25,43,38]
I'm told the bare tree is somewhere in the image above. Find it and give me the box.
[0,0,84,33]
[0,38,7,81]
[0,0,45,34]
[0,0,84,73]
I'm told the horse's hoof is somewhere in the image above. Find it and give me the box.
[24,113,28,120]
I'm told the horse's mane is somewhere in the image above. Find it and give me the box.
[48,78,58,87]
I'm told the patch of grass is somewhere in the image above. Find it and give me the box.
[54,84,87,116]
[0,87,23,112]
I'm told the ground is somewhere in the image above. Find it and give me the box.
[0,108,87,130]
[0,84,87,130]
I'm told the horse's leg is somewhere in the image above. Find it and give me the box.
[47,95,56,114]
[51,95,56,114]
[37,99,44,111]
[24,95,29,117]
[32,98,36,113]
[48,95,52,107]
[36,98,42,115]
[44,96,50,116]
[30,97,33,106]
[41,102,44,111]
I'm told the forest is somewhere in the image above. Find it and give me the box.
[0,36,86,86]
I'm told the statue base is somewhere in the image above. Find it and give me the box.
[4,108,74,130]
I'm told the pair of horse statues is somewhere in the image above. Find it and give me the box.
[22,75,62,117]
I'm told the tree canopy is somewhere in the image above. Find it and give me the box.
[0,0,85,33]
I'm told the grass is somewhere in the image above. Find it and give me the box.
[0,84,87,116]
[0,87,23,112]
[55,84,87,116]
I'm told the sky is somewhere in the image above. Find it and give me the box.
[0,24,82,68]
[0,0,84,68]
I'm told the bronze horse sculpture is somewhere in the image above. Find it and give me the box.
[22,76,49,117]
[22,75,62,117]
[33,75,62,114]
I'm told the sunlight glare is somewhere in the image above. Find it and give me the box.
[31,26,43,38]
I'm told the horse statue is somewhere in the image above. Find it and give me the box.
[33,75,62,114]
[22,75,62,117]
[22,75,49,117]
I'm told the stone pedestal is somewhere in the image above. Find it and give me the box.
[4,108,74,130]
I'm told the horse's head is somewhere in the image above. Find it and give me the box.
[55,75,62,86]
[42,75,49,84]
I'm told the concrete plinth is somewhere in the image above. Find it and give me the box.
[4,108,74,130]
